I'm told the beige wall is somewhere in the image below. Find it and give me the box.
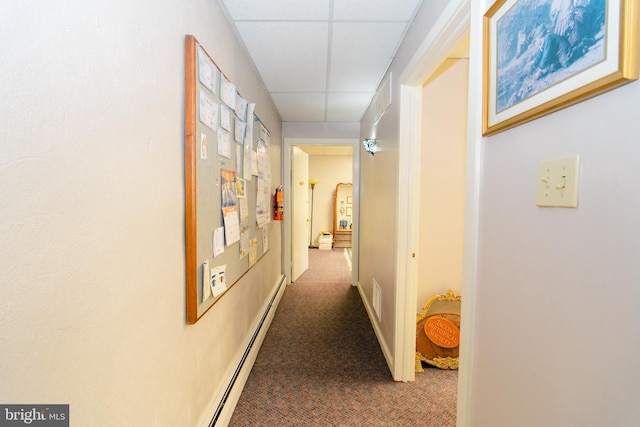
[0,1,281,426]
[417,58,468,309]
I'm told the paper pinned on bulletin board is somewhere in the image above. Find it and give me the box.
[202,261,212,302]
[240,227,249,259]
[262,226,268,252]
[213,227,224,258]
[249,238,257,267]
[210,264,227,297]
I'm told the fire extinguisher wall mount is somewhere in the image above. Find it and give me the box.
[274,186,284,220]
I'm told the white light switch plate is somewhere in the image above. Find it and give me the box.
[536,155,580,208]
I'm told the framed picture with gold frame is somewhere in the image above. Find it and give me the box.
[482,0,638,136]
[416,289,461,371]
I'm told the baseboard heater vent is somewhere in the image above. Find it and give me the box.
[209,275,286,426]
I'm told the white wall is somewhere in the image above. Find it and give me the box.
[0,1,282,426]
[417,58,468,309]
[308,155,353,245]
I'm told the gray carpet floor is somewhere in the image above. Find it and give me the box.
[229,248,457,426]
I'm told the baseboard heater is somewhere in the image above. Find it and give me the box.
[208,275,286,426]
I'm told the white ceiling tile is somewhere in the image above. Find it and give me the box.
[220,0,425,123]
[326,92,372,122]
[221,0,331,21]
[329,22,406,92]
[271,93,327,121]
[236,22,328,92]
[332,0,422,21]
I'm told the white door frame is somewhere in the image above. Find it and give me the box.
[395,1,478,426]
[283,138,360,288]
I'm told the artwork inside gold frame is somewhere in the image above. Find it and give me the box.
[416,289,462,371]
[482,0,638,136]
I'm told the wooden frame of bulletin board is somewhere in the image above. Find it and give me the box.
[184,35,273,324]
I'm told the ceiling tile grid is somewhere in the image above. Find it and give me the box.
[329,22,407,92]
[222,0,331,21]
[270,92,327,122]
[220,0,423,122]
[326,92,373,122]
[332,0,422,21]
[235,21,329,92]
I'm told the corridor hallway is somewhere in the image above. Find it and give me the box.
[229,249,457,426]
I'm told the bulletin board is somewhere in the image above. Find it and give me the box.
[184,35,273,324]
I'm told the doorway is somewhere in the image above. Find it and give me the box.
[416,53,469,312]
[395,2,477,425]
[283,139,360,287]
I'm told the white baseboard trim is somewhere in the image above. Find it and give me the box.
[356,281,394,376]
[201,274,288,427]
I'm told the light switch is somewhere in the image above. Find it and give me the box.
[536,155,580,208]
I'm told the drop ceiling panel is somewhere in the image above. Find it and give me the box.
[332,0,422,21]
[235,21,328,92]
[221,0,331,20]
[271,92,327,121]
[329,22,406,92]
[326,92,372,122]
[220,1,425,123]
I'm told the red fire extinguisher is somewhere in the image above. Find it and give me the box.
[274,186,284,220]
